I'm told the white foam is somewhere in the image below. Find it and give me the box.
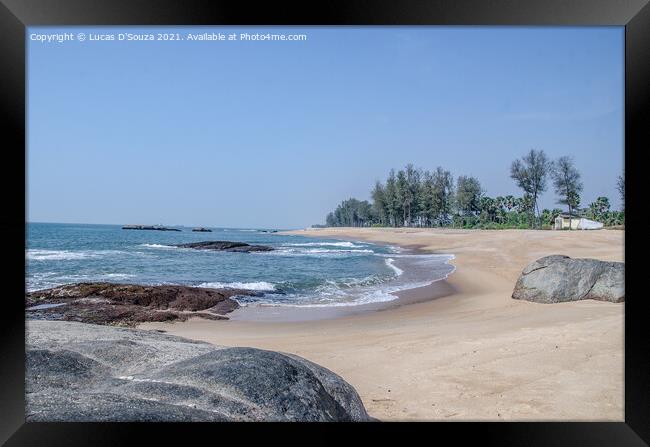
[264,247,374,257]
[378,253,455,260]
[139,244,176,249]
[27,249,97,261]
[29,247,159,260]
[198,281,276,291]
[26,272,137,293]
[237,253,457,309]
[285,241,366,248]
[238,287,400,308]
[385,258,404,276]
[43,273,136,282]
[304,248,373,254]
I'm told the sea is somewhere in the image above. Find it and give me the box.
[26,223,455,308]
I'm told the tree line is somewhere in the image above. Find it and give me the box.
[325,149,625,229]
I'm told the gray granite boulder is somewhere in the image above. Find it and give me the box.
[26,320,371,422]
[512,255,624,303]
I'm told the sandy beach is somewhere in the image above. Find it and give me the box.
[140,228,624,421]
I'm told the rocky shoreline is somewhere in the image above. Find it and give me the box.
[26,282,259,326]
[26,320,372,421]
[25,283,374,421]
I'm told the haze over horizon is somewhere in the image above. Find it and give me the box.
[28,26,624,228]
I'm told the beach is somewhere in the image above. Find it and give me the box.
[139,228,624,421]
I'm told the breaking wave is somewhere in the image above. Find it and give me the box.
[27,250,95,261]
[285,241,366,248]
[139,243,176,249]
[198,281,277,291]
[384,258,404,276]
[27,249,130,261]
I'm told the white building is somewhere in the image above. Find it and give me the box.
[553,213,603,230]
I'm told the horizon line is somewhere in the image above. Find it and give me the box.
[26,221,302,230]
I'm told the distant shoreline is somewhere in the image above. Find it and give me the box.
[26,221,300,231]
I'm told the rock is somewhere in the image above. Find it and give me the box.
[512,255,624,303]
[26,320,372,422]
[25,282,257,326]
[122,225,181,231]
[192,227,212,232]
[175,241,274,252]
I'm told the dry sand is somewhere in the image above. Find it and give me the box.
[139,228,624,421]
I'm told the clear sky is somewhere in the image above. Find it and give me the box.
[28,26,624,228]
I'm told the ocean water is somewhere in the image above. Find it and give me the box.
[26,223,454,307]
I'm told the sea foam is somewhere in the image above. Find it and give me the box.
[198,281,277,291]
[384,258,404,276]
[27,249,98,261]
[286,241,366,248]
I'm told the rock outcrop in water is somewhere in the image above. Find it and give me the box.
[26,320,372,421]
[26,282,257,326]
[192,227,212,232]
[175,240,274,253]
[512,255,624,303]
[122,225,181,231]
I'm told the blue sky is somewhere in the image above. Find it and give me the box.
[28,26,624,228]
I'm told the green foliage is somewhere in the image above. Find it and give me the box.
[617,172,625,211]
[551,156,583,225]
[586,196,611,222]
[585,200,623,227]
[456,175,482,217]
[326,198,375,227]
[323,159,623,230]
[603,210,624,226]
[510,149,551,228]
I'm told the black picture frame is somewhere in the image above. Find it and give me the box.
[1,0,648,445]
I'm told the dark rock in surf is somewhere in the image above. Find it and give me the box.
[175,240,274,253]
[26,282,257,326]
[122,225,181,231]
[512,255,624,303]
[192,227,212,232]
[26,320,372,421]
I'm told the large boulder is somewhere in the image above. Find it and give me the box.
[512,255,624,303]
[26,320,371,422]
